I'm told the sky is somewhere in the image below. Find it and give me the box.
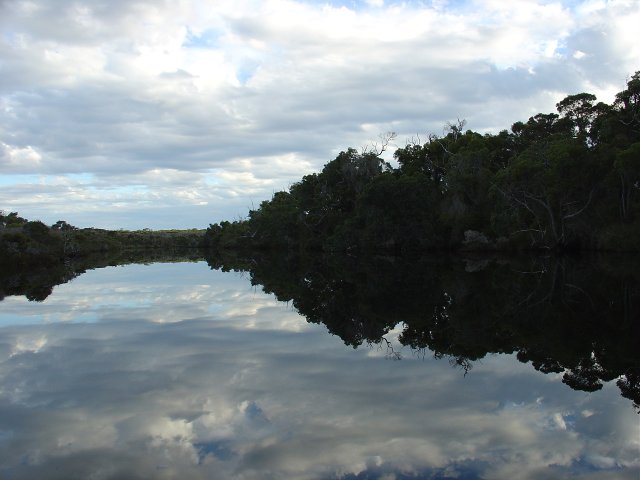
[1,0,639,230]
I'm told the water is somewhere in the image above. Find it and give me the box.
[0,258,638,479]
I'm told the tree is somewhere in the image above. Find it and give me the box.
[613,142,640,221]
[342,172,446,251]
[247,191,301,248]
[0,211,27,228]
[615,71,640,128]
[202,74,640,253]
[494,138,602,249]
[556,92,598,144]
[51,220,77,231]
[511,113,571,152]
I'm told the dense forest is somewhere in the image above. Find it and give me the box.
[205,72,640,253]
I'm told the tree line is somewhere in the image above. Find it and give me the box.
[0,211,204,266]
[205,72,640,253]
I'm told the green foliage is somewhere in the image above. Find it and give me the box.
[1,213,206,266]
[556,92,598,143]
[511,113,570,151]
[198,71,640,253]
[614,71,640,145]
[493,136,607,249]
[23,220,53,241]
[51,220,77,231]
[336,172,447,251]
[0,218,64,265]
[613,142,640,222]
[0,211,28,228]
[249,191,301,248]
[204,220,252,249]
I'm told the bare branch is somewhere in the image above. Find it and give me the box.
[405,133,422,147]
[444,118,467,139]
[563,188,595,220]
[361,131,397,156]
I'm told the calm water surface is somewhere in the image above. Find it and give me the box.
[0,261,638,479]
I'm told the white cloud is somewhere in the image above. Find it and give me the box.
[0,0,638,228]
[0,142,42,170]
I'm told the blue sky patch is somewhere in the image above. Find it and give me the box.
[183,28,223,49]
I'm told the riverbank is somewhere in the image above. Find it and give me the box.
[0,215,205,267]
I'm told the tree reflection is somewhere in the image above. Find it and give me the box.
[206,252,640,411]
[0,250,204,302]
[2,249,637,411]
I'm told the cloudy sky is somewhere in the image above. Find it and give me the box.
[1,0,639,229]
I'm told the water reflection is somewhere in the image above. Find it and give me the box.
[0,257,638,479]
[207,252,640,412]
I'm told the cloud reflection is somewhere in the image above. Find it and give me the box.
[0,262,637,479]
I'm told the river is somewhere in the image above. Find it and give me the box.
[0,255,638,479]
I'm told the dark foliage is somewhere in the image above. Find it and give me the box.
[0,210,206,266]
[0,250,204,302]
[205,73,640,253]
